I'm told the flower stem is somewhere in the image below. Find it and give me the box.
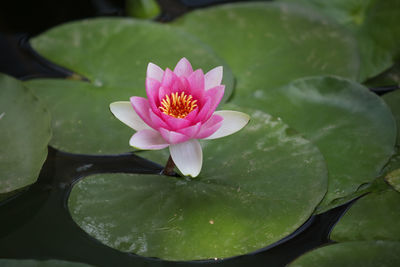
[162,155,175,176]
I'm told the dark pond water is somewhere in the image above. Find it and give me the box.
[0,146,355,267]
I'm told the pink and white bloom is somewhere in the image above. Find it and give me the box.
[110,58,249,177]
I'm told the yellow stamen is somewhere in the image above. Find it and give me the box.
[159,92,197,118]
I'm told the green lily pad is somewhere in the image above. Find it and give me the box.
[384,153,400,178]
[0,74,51,195]
[364,63,400,89]
[382,89,400,193]
[315,175,390,214]
[0,259,90,267]
[383,89,400,144]
[278,0,400,80]
[126,0,161,19]
[173,2,395,210]
[68,108,327,260]
[385,169,400,193]
[24,18,234,154]
[234,76,396,210]
[289,241,400,267]
[173,1,360,90]
[331,188,400,242]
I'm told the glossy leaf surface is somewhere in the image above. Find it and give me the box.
[0,74,51,195]
[25,18,234,154]
[331,188,400,242]
[68,108,327,260]
[234,76,396,209]
[173,1,360,90]
[383,89,400,144]
[290,241,400,267]
[278,0,400,80]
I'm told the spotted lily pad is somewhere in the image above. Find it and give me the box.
[331,187,400,242]
[234,76,396,210]
[289,241,400,267]
[68,108,327,260]
[278,0,400,80]
[0,259,90,267]
[24,18,234,154]
[0,74,51,195]
[173,1,360,90]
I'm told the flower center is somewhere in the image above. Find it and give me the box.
[159,92,198,119]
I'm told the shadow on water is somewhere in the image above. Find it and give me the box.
[0,146,356,267]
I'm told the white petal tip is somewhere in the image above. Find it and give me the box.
[129,130,169,150]
[205,110,250,139]
[109,101,150,131]
[110,101,127,109]
[170,140,202,178]
[147,62,164,82]
[205,66,224,90]
[181,169,200,178]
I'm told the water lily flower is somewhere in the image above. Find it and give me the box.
[110,58,249,177]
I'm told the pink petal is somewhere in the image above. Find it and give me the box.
[195,98,212,123]
[204,85,225,119]
[194,86,224,123]
[147,62,164,82]
[158,71,184,101]
[130,96,154,129]
[179,77,191,96]
[169,139,202,177]
[149,109,168,129]
[146,77,161,113]
[129,129,169,150]
[173,57,193,78]
[180,76,190,89]
[187,69,205,101]
[160,112,192,130]
[184,107,199,122]
[171,76,185,93]
[196,114,223,139]
[161,68,177,89]
[158,86,171,103]
[177,122,202,138]
[205,66,223,90]
[159,128,190,144]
